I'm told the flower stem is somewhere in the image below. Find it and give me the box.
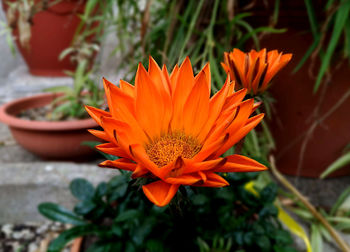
[269,155,350,252]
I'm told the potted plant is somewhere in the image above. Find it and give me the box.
[0,47,105,159]
[1,0,101,76]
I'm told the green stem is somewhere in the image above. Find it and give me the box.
[250,129,261,157]
[256,108,276,150]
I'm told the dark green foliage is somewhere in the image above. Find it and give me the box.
[39,172,296,252]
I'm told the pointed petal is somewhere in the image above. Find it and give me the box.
[214,154,267,172]
[132,165,150,178]
[164,173,202,185]
[193,133,229,162]
[103,78,135,118]
[135,63,166,138]
[142,180,179,207]
[88,129,110,142]
[169,64,179,93]
[216,113,264,157]
[96,142,131,159]
[85,105,110,126]
[193,173,229,187]
[99,158,136,171]
[100,116,148,147]
[171,57,195,130]
[183,70,210,136]
[119,80,135,97]
[201,63,211,92]
[184,158,227,174]
[148,56,171,95]
[197,78,230,142]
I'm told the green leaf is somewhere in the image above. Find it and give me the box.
[112,224,123,237]
[74,200,96,215]
[48,225,102,252]
[260,183,277,203]
[274,230,293,245]
[289,207,314,220]
[146,239,165,252]
[314,1,350,92]
[259,204,278,218]
[320,151,350,178]
[256,235,271,251]
[70,178,95,201]
[330,186,350,215]
[132,218,155,245]
[243,232,254,246]
[273,245,298,252]
[95,182,108,198]
[108,175,129,201]
[43,85,74,94]
[311,224,323,252]
[38,203,86,225]
[304,0,319,38]
[115,209,140,222]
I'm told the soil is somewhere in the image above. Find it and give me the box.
[17,104,89,122]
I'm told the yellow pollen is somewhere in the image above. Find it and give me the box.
[145,132,202,167]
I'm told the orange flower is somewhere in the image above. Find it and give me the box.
[86,57,267,207]
[221,48,292,95]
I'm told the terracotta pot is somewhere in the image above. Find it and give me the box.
[70,237,83,252]
[0,93,99,160]
[2,0,87,77]
[260,29,350,177]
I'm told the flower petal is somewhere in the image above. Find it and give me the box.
[183,70,210,137]
[135,63,167,138]
[96,142,131,159]
[214,154,267,172]
[216,113,264,157]
[85,105,110,126]
[171,57,195,130]
[88,129,110,142]
[193,173,229,187]
[142,180,179,207]
[99,158,136,171]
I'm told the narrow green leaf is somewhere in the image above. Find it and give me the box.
[311,224,323,252]
[38,203,86,225]
[314,2,350,92]
[178,0,205,60]
[43,86,74,94]
[304,0,319,38]
[330,186,350,215]
[320,151,350,178]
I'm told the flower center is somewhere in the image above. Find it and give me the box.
[145,132,202,167]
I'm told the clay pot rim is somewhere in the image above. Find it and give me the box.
[0,93,97,131]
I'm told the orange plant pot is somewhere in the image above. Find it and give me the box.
[261,30,350,177]
[0,93,99,160]
[2,0,87,77]
[70,237,83,252]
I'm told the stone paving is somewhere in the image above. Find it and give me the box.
[0,68,118,224]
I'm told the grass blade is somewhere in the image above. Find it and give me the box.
[320,151,350,178]
[314,2,350,92]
